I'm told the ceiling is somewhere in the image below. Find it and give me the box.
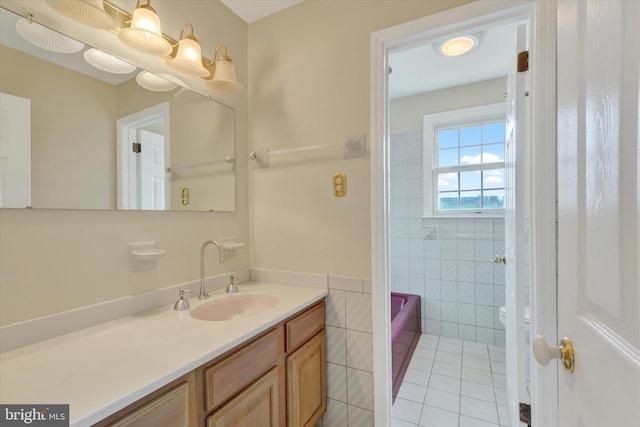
[220,0,304,24]
[219,0,517,100]
[389,23,518,99]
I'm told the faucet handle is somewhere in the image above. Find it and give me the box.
[174,288,191,311]
[226,275,239,293]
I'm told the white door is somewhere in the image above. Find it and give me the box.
[139,129,166,210]
[554,1,640,425]
[0,92,31,208]
[504,24,529,427]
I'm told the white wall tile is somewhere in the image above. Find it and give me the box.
[458,261,475,282]
[424,299,441,320]
[423,239,440,259]
[458,282,475,304]
[393,257,409,277]
[323,399,348,427]
[457,239,475,261]
[440,260,458,281]
[476,305,495,328]
[346,292,372,333]
[250,269,328,289]
[424,259,441,279]
[440,281,457,302]
[392,276,409,293]
[493,262,505,285]
[325,290,346,328]
[475,284,494,306]
[475,262,494,284]
[347,405,374,427]
[408,278,425,296]
[346,330,373,371]
[425,280,441,300]
[457,219,475,236]
[476,327,495,345]
[329,275,363,293]
[474,240,494,262]
[392,238,409,258]
[475,218,494,239]
[408,198,423,218]
[408,258,424,278]
[325,326,346,365]
[458,303,476,325]
[392,199,408,218]
[440,219,457,234]
[441,321,458,338]
[425,319,442,335]
[327,362,347,402]
[347,368,374,410]
[440,239,457,260]
[408,239,424,259]
[407,179,423,199]
[493,285,505,307]
[441,301,458,322]
[458,324,476,341]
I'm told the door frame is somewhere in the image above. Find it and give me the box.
[370,1,558,426]
[116,102,170,209]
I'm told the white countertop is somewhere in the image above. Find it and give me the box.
[0,282,327,426]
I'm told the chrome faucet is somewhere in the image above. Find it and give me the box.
[226,275,238,293]
[199,240,224,299]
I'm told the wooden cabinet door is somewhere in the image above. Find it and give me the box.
[206,368,279,427]
[286,331,326,427]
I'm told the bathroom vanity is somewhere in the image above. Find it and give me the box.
[0,282,327,427]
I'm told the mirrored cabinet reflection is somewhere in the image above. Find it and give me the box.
[0,6,236,212]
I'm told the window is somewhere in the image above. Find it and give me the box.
[423,103,506,217]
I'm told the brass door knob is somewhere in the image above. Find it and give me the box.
[533,335,575,372]
[494,255,506,264]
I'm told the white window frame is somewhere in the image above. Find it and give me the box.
[423,102,506,217]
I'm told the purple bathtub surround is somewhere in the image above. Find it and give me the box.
[391,292,422,402]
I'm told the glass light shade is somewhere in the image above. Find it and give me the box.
[15,17,84,54]
[165,38,209,77]
[83,48,136,74]
[136,71,177,92]
[436,35,480,57]
[118,6,171,56]
[46,0,115,30]
[208,58,244,93]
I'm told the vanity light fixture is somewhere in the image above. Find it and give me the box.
[15,15,84,54]
[136,71,178,92]
[205,44,244,93]
[118,0,172,56]
[46,0,116,30]
[435,34,482,57]
[164,23,209,77]
[83,48,136,74]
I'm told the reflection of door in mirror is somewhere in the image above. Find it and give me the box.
[117,102,169,210]
[0,92,31,208]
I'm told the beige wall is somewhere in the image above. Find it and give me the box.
[390,77,507,134]
[0,0,249,326]
[248,0,471,278]
[0,45,117,209]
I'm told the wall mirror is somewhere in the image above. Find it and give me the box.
[0,6,236,212]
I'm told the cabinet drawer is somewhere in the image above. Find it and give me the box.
[206,368,280,427]
[204,329,279,412]
[285,300,325,353]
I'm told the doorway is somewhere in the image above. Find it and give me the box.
[371,2,558,426]
[117,102,170,210]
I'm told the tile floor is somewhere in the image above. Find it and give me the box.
[392,334,510,427]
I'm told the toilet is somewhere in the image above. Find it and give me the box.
[499,305,531,381]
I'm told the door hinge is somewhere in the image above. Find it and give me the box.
[132,142,141,153]
[388,66,393,75]
[519,402,531,427]
[518,51,529,72]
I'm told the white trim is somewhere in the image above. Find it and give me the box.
[116,102,170,210]
[423,102,507,217]
[371,1,557,426]
[529,2,559,426]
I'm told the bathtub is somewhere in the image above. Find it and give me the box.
[391,292,422,401]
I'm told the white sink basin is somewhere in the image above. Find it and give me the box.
[191,293,279,321]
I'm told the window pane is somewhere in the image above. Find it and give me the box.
[482,168,504,189]
[438,129,458,149]
[483,122,505,143]
[483,189,505,208]
[482,143,504,163]
[439,192,459,210]
[438,148,458,167]
[438,172,458,191]
[460,126,481,146]
[460,191,482,209]
[459,146,481,165]
[460,170,481,190]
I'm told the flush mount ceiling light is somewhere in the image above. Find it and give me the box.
[164,23,209,77]
[15,15,84,54]
[136,71,178,92]
[118,0,172,56]
[46,0,116,30]
[435,34,482,57]
[205,44,244,93]
[83,48,136,74]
